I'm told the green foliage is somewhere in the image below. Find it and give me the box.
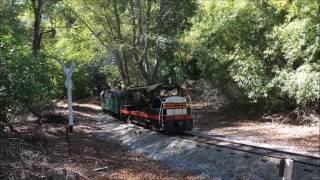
[274,64,320,105]
[1,0,319,129]
[64,0,198,85]
[266,0,320,106]
[7,54,61,104]
[0,0,116,129]
[0,1,32,126]
[184,0,320,110]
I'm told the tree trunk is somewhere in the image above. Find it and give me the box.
[121,49,131,86]
[131,0,153,84]
[111,0,131,87]
[143,0,152,75]
[112,0,122,40]
[133,51,152,84]
[113,49,125,86]
[152,0,164,83]
[32,0,44,56]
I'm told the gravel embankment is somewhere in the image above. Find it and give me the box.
[94,113,320,180]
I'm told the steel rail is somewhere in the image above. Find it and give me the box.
[180,131,320,167]
[105,110,320,167]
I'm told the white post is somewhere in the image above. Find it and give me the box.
[59,60,76,131]
[279,159,293,180]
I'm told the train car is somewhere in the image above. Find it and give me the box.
[101,84,193,133]
[101,89,122,116]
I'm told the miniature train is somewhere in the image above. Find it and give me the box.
[100,84,193,133]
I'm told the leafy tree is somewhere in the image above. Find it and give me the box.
[0,0,109,129]
[183,0,319,111]
[64,0,197,86]
[1,0,319,130]
[266,0,320,106]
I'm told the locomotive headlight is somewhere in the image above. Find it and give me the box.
[167,108,187,115]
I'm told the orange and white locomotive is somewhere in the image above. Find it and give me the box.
[101,84,193,133]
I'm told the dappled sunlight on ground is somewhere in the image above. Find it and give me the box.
[1,99,197,179]
[3,99,318,179]
[192,103,320,156]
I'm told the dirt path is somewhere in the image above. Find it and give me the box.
[0,100,198,179]
[1,99,319,179]
[192,104,320,156]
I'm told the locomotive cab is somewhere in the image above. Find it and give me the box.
[158,96,193,133]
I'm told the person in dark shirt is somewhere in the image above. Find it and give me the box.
[150,89,162,109]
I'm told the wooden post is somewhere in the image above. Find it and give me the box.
[279,158,293,180]
[59,60,75,156]
[59,60,76,132]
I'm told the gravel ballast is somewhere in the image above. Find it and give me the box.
[94,114,320,180]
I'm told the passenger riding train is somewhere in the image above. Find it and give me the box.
[100,84,193,133]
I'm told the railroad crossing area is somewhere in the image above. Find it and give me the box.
[96,113,320,180]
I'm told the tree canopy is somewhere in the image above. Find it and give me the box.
[183,0,319,110]
[0,0,319,128]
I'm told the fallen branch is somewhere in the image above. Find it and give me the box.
[7,137,25,142]
[93,166,109,171]
[85,156,103,162]
[263,107,320,125]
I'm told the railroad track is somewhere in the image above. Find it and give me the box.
[180,130,320,167]
[109,113,320,168]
